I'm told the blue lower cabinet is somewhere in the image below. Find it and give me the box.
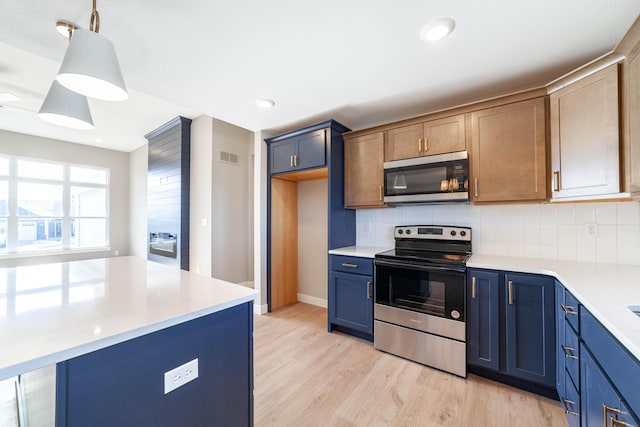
[56,303,253,427]
[580,344,637,427]
[504,273,555,387]
[467,269,500,371]
[328,255,373,340]
[467,269,556,391]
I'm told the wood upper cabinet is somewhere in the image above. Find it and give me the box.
[344,132,385,208]
[470,97,547,202]
[549,64,620,199]
[385,114,466,161]
[627,51,640,193]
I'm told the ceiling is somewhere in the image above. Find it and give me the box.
[0,1,639,153]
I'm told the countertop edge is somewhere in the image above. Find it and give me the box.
[0,291,258,381]
[328,246,390,259]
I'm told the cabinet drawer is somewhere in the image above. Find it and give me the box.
[563,291,580,332]
[561,376,580,427]
[581,307,640,417]
[563,322,580,388]
[330,255,373,276]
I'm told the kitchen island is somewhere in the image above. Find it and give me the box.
[0,256,258,426]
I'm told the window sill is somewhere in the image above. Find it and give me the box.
[0,247,113,260]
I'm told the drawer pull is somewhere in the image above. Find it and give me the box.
[561,305,578,315]
[341,263,358,268]
[471,276,477,299]
[562,345,578,359]
[562,398,579,416]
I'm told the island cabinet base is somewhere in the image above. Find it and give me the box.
[55,302,254,427]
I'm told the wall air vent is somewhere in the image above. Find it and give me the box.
[219,151,239,165]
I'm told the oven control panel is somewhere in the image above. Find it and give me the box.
[394,225,471,242]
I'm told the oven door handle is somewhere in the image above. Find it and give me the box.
[374,259,466,273]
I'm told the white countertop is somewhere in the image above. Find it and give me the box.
[328,246,390,258]
[469,254,640,361]
[0,256,259,381]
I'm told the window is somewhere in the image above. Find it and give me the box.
[0,155,109,255]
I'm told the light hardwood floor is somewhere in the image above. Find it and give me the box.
[254,303,567,427]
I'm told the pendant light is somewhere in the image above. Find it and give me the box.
[56,0,127,101]
[38,81,94,130]
[38,22,94,130]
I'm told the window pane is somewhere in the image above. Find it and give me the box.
[17,183,63,216]
[17,159,63,180]
[18,219,63,251]
[70,187,106,216]
[70,218,106,248]
[0,181,7,215]
[0,219,6,253]
[0,157,8,176]
[70,166,107,184]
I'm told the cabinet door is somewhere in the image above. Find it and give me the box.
[328,271,373,335]
[580,345,637,427]
[467,269,500,371]
[270,139,298,174]
[504,273,555,387]
[423,114,466,156]
[626,50,640,193]
[550,64,620,199]
[470,97,547,202]
[555,283,566,399]
[344,132,385,208]
[296,129,326,170]
[385,123,423,161]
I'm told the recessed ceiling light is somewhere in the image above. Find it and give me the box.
[0,92,22,102]
[56,20,78,39]
[420,18,456,42]
[255,98,275,109]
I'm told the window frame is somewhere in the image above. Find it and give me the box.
[0,155,110,256]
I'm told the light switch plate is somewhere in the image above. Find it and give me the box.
[164,358,199,394]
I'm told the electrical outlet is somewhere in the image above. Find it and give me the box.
[586,223,598,238]
[164,358,199,394]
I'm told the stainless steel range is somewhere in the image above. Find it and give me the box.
[374,225,471,377]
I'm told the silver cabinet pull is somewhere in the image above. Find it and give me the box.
[472,276,477,299]
[367,281,372,299]
[508,280,513,305]
[562,345,578,359]
[379,185,383,201]
[418,138,422,153]
[424,138,428,152]
[561,305,578,315]
[553,171,561,192]
[294,154,298,167]
[341,263,358,268]
[562,398,579,416]
[290,155,293,167]
[474,178,478,198]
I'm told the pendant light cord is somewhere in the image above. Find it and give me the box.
[89,0,100,33]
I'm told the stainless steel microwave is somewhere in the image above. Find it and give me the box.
[383,151,469,205]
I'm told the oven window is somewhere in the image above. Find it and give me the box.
[376,264,464,318]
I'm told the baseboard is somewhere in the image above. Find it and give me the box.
[297,293,328,308]
[253,303,268,315]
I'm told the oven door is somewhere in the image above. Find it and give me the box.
[374,258,465,322]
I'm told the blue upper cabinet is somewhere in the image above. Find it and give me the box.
[504,272,555,387]
[467,269,500,371]
[269,129,326,174]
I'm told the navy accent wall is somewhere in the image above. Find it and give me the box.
[145,117,191,270]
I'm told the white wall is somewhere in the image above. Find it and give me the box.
[356,202,640,265]
[210,119,254,283]
[129,144,147,259]
[0,129,129,266]
[189,116,213,276]
[298,179,328,305]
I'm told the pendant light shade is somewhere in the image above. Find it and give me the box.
[38,81,94,130]
[56,28,127,101]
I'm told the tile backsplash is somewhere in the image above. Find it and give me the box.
[356,201,640,265]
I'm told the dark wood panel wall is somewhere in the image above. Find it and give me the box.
[145,116,192,270]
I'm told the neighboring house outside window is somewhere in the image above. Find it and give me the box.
[0,155,109,255]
